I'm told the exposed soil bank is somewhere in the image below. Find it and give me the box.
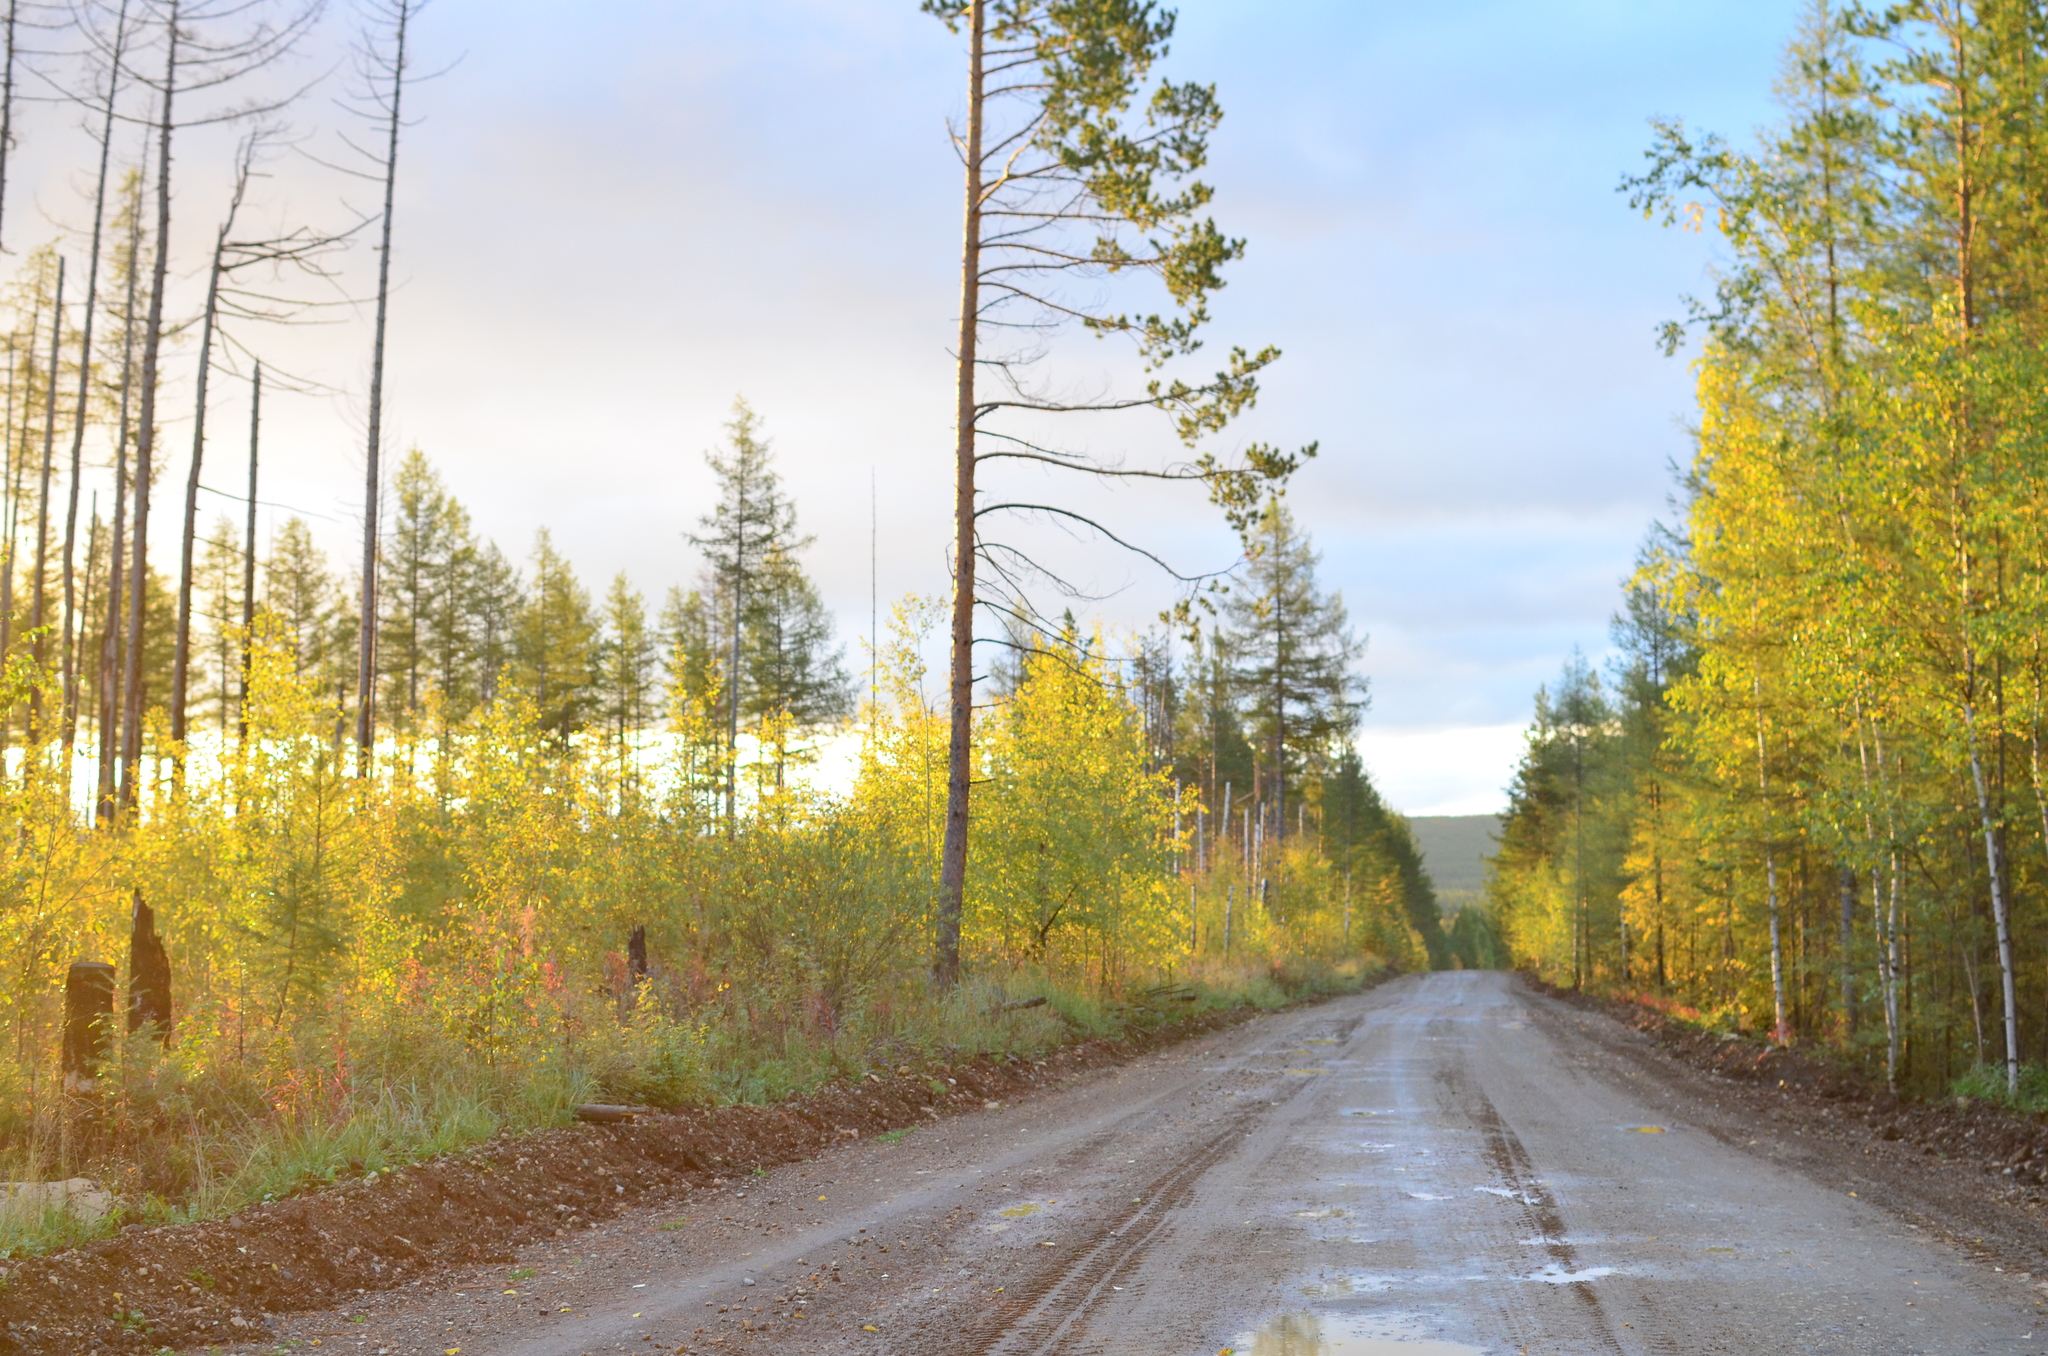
[0,997,1301,1354]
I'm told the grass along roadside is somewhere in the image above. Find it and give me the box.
[0,956,1380,1264]
[0,958,1385,1356]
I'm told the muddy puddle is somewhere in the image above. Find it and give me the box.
[1229,1311,1485,1354]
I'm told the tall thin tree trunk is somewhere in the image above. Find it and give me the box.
[1964,684,2019,1093]
[61,1,131,750]
[1759,849,1784,1042]
[1838,864,1856,1036]
[1756,677,1788,1043]
[79,505,97,730]
[123,19,181,812]
[1861,717,1902,1092]
[0,0,20,255]
[1884,848,1902,1088]
[239,362,258,744]
[726,483,743,833]
[357,0,413,773]
[935,0,986,989]
[98,164,143,824]
[172,219,234,749]
[1272,662,1285,839]
[2031,722,2048,882]
[2,330,29,685]
[28,257,65,744]
[1572,730,1584,990]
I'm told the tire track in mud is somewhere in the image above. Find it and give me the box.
[961,1015,1363,1355]
[1435,1042,1629,1356]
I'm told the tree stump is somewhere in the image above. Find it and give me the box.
[127,891,172,1040]
[62,961,116,1092]
[627,924,649,1011]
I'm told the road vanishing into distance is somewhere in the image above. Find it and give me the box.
[275,973,2047,1356]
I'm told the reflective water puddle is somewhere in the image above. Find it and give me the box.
[1520,1262,1617,1285]
[1227,1312,1486,1355]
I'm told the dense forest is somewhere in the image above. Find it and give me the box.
[0,0,1434,1256]
[1491,0,2048,1102]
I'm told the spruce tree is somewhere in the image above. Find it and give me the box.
[688,399,836,815]
[265,518,341,680]
[1223,497,1365,837]
[469,541,522,709]
[660,584,717,716]
[513,529,595,740]
[423,498,480,722]
[198,516,241,733]
[596,570,656,775]
[743,546,852,784]
[380,450,467,730]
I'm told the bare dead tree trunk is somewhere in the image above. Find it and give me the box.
[357,0,414,774]
[123,17,180,812]
[28,257,65,744]
[935,0,985,989]
[1,326,29,682]
[171,201,241,749]
[80,501,98,700]
[63,0,134,749]
[238,361,258,743]
[98,167,143,823]
[0,0,19,255]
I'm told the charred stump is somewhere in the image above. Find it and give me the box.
[62,960,117,1092]
[627,924,649,1010]
[127,890,172,1040]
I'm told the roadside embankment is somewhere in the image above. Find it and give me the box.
[0,969,1388,1355]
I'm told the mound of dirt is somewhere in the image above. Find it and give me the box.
[0,1004,1261,1354]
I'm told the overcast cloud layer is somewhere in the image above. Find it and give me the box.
[9,0,1794,814]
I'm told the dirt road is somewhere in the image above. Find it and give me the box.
[272,972,2047,1355]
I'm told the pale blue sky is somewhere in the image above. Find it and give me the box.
[16,0,1800,812]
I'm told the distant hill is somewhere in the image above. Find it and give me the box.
[1406,814,1502,904]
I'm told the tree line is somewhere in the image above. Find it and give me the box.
[39,398,854,807]
[1123,497,1452,970]
[0,0,1325,968]
[1492,0,2048,1101]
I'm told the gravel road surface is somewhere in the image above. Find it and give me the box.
[276,972,2047,1355]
